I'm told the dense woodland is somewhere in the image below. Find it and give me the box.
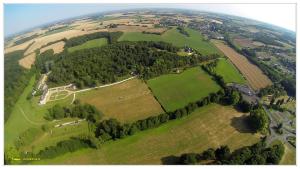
[171,139,284,165]
[48,41,218,88]
[4,50,35,122]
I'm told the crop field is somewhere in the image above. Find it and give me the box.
[18,52,36,69]
[68,38,108,53]
[4,76,74,147]
[76,78,164,123]
[33,104,261,164]
[212,40,272,91]
[40,41,65,54]
[147,67,220,112]
[215,58,247,84]
[118,27,221,56]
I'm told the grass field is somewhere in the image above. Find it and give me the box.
[68,38,108,53]
[280,145,296,165]
[21,119,89,153]
[77,78,164,123]
[147,67,220,112]
[212,40,272,91]
[33,104,260,164]
[215,58,247,84]
[118,27,221,56]
[4,75,74,147]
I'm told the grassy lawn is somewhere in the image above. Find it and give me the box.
[68,38,108,53]
[32,104,260,164]
[280,145,296,165]
[77,78,164,123]
[4,75,74,148]
[215,58,247,84]
[147,67,220,112]
[118,27,221,56]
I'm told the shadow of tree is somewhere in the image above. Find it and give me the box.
[230,115,256,134]
[160,155,181,165]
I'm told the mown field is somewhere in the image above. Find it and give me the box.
[4,75,75,147]
[33,104,261,164]
[77,78,164,123]
[118,27,221,56]
[215,58,247,84]
[147,67,220,112]
[68,38,108,53]
[212,40,272,91]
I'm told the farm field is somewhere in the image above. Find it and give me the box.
[4,75,74,147]
[68,38,108,53]
[77,78,164,123]
[147,67,220,112]
[118,27,221,56]
[40,41,65,54]
[33,104,261,164]
[215,58,247,84]
[18,52,36,69]
[212,40,272,91]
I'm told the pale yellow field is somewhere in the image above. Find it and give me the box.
[18,52,36,69]
[40,41,65,54]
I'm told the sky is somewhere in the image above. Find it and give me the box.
[4,3,296,37]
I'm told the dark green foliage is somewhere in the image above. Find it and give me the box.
[179,153,198,164]
[201,61,226,88]
[237,100,253,112]
[49,41,215,87]
[4,50,35,122]
[258,84,286,98]
[215,146,231,162]
[35,49,56,73]
[177,26,190,37]
[14,128,43,149]
[280,78,296,97]
[14,34,39,45]
[202,148,216,160]
[46,103,102,122]
[174,140,285,165]
[65,32,122,48]
[37,138,91,159]
[249,107,269,133]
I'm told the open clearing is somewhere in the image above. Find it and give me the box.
[118,27,221,56]
[215,58,247,84]
[147,67,220,112]
[33,104,260,164]
[4,76,74,147]
[40,41,65,54]
[68,38,108,53]
[18,52,36,69]
[212,40,272,91]
[77,78,164,123]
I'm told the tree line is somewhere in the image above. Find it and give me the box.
[4,50,36,122]
[177,26,190,37]
[172,139,284,165]
[65,31,123,48]
[94,85,248,144]
[48,41,219,88]
[45,100,102,123]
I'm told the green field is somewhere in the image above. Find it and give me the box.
[147,67,220,112]
[215,58,247,84]
[32,104,260,164]
[68,38,108,53]
[4,75,75,148]
[118,27,221,56]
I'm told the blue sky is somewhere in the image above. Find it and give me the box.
[4,3,296,37]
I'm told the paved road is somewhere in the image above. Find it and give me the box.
[263,106,295,149]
